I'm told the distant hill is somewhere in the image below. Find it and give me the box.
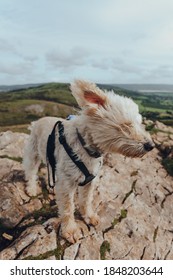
[0,82,172,132]
[0,83,45,92]
[115,84,173,93]
[1,82,173,94]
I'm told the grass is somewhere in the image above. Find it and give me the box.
[0,82,173,130]
[0,155,23,163]
[23,246,64,260]
[100,240,110,260]
[162,158,173,176]
[103,209,128,235]
[0,99,75,127]
[0,124,29,133]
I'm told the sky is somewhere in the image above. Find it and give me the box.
[0,0,173,85]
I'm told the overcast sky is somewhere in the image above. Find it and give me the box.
[0,0,173,85]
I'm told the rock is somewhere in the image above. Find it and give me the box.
[46,255,56,260]
[155,121,173,133]
[76,232,104,260]
[0,182,26,228]
[2,233,13,241]
[0,131,28,158]
[63,243,80,260]
[0,124,173,259]
[0,158,42,228]
[23,199,42,213]
[25,104,44,114]
[0,158,22,179]
[0,219,61,260]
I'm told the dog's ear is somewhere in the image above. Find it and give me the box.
[70,80,106,108]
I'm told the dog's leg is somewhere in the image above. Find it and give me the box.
[24,158,41,196]
[23,134,41,196]
[55,181,83,243]
[78,183,99,226]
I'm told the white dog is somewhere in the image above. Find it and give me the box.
[23,80,154,243]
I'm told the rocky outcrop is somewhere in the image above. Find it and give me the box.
[0,131,27,158]
[0,122,173,260]
[148,120,173,177]
[0,132,43,229]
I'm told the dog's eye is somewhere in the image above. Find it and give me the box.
[124,123,133,129]
[125,122,133,127]
[120,123,133,135]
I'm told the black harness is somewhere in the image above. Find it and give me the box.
[46,121,101,188]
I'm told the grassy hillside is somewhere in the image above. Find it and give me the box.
[0,82,173,133]
[0,83,76,132]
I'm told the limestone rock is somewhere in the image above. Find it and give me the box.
[76,232,104,260]
[0,131,28,158]
[0,219,60,260]
[0,158,42,228]
[63,243,80,260]
[0,124,173,259]
[0,182,26,228]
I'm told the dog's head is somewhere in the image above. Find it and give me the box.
[70,80,154,158]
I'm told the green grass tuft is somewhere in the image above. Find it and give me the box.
[100,240,110,260]
[162,158,173,176]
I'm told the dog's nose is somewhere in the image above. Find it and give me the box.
[144,141,155,151]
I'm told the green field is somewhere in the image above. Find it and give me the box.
[0,83,173,132]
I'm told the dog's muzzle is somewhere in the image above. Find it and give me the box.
[144,141,155,152]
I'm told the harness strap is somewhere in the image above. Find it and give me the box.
[46,121,59,188]
[76,129,101,158]
[46,121,97,188]
[58,121,95,186]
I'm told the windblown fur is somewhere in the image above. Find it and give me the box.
[23,80,154,243]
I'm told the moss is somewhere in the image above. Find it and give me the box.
[103,209,128,235]
[162,158,173,177]
[145,122,173,135]
[111,218,119,227]
[0,124,29,133]
[120,209,127,219]
[24,250,55,260]
[23,237,70,260]
[145,123,155,132]
[38,176,49,200]
[23,245,64,260]
[31,204,58,223]
[100,240,110,260]
[0,155,23,163]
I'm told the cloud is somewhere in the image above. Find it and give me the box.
[0,0,173,84]
[91,56,143,75]
[143,64,173,83]
[0,61,33,76]
[46,47,90,71]
[0,38,18,54]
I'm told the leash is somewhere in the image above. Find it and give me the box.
[46,120,100,188]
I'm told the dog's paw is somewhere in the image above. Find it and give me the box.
[84,214,100,227]
[25,187,37,197]
[60,223,83,244]
[25,183,41,197]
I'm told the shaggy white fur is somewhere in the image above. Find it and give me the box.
[23,80,154,243]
